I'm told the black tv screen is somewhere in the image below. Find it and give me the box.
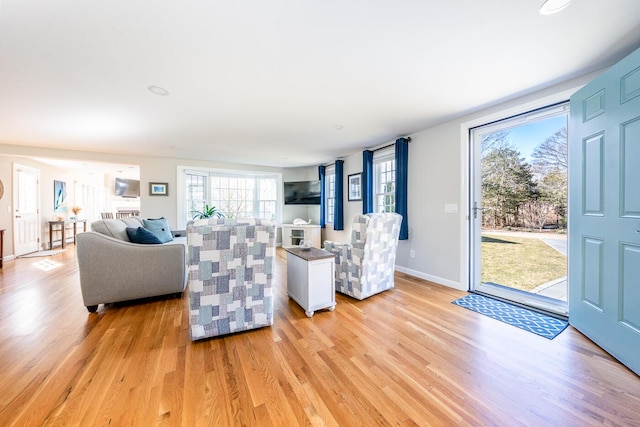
[115,178,140,198]
[284,180,321,205]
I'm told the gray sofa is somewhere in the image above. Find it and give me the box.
[76,217,188,312]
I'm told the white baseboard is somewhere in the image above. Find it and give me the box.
[1,255,16,265]
[395,266,467,291]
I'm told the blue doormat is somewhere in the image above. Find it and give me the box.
[452,293,568,339]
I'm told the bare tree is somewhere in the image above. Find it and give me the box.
[532,126,568,228]
[481,130,511,158]
[532,127,568,173]
[520,200,554,230]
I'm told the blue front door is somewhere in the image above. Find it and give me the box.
[569,47,640,375]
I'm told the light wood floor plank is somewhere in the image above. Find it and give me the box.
[0,247,638,426]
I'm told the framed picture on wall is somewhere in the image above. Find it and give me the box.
[149,182,168,196]
[54,180,67,211]
[348,173,362,201]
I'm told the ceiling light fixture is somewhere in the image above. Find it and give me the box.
[148,85,170,96]
[539,0,573,15]
[332,125,344,130]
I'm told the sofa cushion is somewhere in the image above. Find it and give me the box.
[126,227,163,244]
[120,216,144,228]
[91,219,130,241]
[143,217,173,243]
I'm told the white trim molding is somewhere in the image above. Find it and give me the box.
[395,266,465,291]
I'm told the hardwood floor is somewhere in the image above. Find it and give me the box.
[0,247,638,426]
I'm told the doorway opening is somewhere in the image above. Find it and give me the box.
[470,102,569,316]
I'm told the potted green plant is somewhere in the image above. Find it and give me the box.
[191,204,225,220]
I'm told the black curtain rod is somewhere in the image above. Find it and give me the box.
[371,136,412,152]
[322,137,412,165]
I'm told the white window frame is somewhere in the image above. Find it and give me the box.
[373,147,396,213]
[177,166,282,227]
[324,164,336,224]
[184,170,209,222]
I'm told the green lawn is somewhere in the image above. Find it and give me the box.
[481,234,567,292]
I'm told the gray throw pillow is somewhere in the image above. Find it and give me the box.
[91,219,130,241]
[121,216,144,228]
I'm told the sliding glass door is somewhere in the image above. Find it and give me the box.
[470,103,569,316]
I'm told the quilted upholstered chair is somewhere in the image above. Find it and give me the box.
[324,213,402,300]
[187,218,277,341]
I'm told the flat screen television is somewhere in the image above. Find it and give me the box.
[284,180,321,205]
[115,177,140,198]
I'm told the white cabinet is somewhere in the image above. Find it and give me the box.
[285,247,336,317]
[282,224,321,248]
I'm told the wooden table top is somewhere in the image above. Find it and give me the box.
[283,246,335,261]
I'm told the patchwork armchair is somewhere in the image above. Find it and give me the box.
[324,213,402,300]
[187,218,276,341]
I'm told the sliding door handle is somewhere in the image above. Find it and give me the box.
[472,202,488,219]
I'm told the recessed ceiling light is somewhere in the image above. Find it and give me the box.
[148,85,170,96]
[540,0,573,15]
[332,125,344,130]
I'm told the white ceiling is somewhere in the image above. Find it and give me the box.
[1,0,639,168]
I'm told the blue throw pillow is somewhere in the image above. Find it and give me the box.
[126,227,163,244]
[143,217,173,243]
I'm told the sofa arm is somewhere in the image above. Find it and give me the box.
[76,232,187,308]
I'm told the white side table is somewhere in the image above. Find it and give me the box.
[284,247,336,317]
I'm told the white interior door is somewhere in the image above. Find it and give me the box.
[569,46,640,375]
[13,164,40,255]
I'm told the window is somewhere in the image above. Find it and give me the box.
[374,148,396,213]
[325,165,336,224]
[74,182,106,222]
[186,172,207,219]
[180,168,281,225]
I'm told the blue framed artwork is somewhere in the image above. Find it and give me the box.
[54,180,67,212]
[149,182,168,196]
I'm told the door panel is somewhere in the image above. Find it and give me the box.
[621,118,640,216]
[569,47,640,375]
[582,237,603,310]
[13,164,40,255]
[583,133,604,214]
[620,243,640,331]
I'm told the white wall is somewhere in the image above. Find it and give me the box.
[317,132,464,289]
[321,71,601,291]
[0,147,289,257]
[281,167,321,226]
[104,172,140,214]
[0,70,601,282]
[0,154,112,255]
